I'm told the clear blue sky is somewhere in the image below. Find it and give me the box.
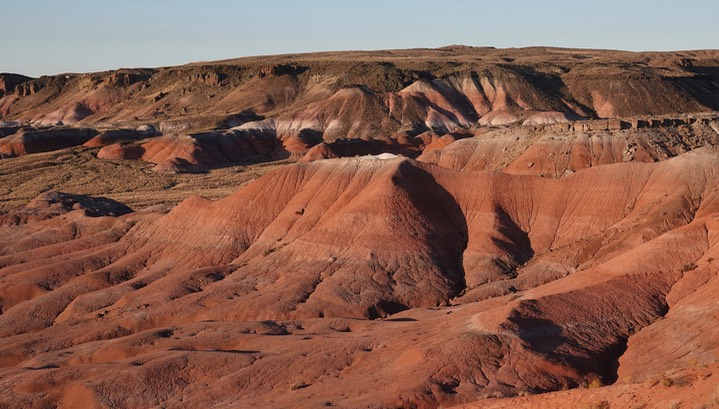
[3,0,718,77]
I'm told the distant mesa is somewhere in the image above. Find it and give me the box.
[1,47,718,173]
[1,47,718,140]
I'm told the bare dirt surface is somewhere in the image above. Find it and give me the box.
[1,47,719,408]
[0,145,288,210]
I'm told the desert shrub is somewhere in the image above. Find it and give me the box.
[587,378,604,389]
[289,382,309,390]
[580,401,610,409]
[672,375,693,387]
[263,247,276,256]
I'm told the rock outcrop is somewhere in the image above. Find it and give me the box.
[0,73,32,97]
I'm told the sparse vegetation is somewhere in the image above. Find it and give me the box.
[0,146,285,211]
[289,382,310,391]
[580,400,610,409]
[668,400,682,409]
[516,390,533,397]
[673,375,693,387]
[263,247,277,256]
[587,378,604,389]
[681,262,698,272]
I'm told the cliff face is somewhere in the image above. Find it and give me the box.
[0,73,32,98]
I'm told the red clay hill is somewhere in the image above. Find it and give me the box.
[0,150,718,407]
[1,48,719,408]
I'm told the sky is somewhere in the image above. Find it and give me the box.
[3,0,718,77]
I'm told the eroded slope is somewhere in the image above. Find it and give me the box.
[0,151,718,407]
